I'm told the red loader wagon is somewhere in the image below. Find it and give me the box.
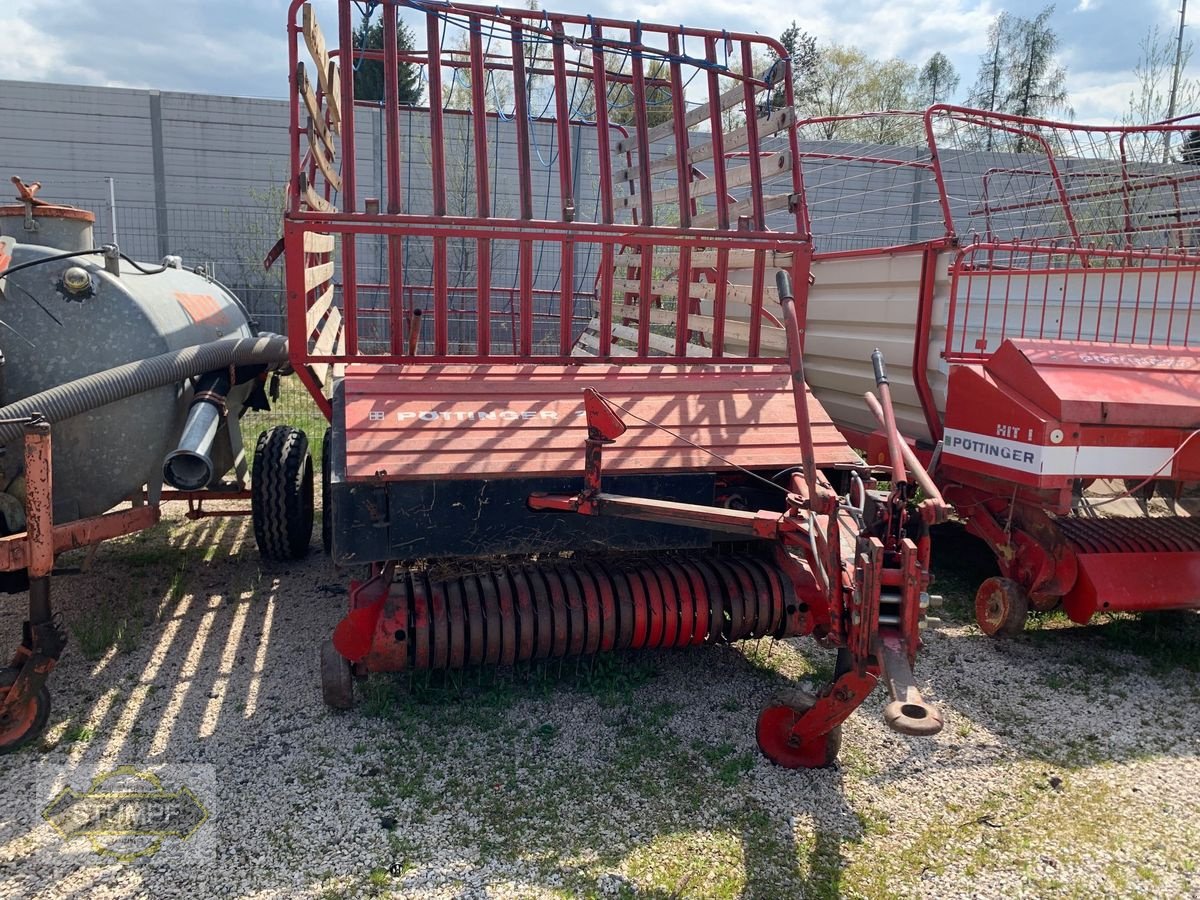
[278,0,946,767]
[778,107,1200,636]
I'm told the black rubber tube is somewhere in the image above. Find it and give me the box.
[0,335,289,446]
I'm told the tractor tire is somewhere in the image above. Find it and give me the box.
[975,576,1029,637]
[321,426,332,557]
[252,426,314,561]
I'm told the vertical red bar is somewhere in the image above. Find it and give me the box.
[629,25,653,229]
[1165,260,1183,345]
[739,42,766,229]
[551,22,575,355]
[1132,259,1147,344]
[425,12,449,356]
[1018,247,1033,339]
[519,240,534,356]
[511,25,534,220]
[778,42,810,239]
[1111,261,1127,343]
[667,34,690,231]
[1119,133,1134,251]
[1183,260,1197,347]
[336,0,359,355]
[468,16,492,357]
[748,250,764,357]
[668,32,691,358]
[998,253,1015,341]
[288,15,302,215]
[590,25,616,359]
[923,108,957,242]
[628,29,654,358]
[284,220,308,365]
[1037,247,1053,340]
[590,25,614,226]
[384,5,405,357]
[703,39,729,231]
[712,248,729,357]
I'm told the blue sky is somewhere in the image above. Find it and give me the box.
[1,0,1194,123]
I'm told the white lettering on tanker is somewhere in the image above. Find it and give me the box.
[942,428,1174,478]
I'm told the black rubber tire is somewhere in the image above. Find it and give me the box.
[320,640,354,709]
[0,667,50,753]
[321,426,332,557]
[252,426,314,561]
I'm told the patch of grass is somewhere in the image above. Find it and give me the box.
[244,375,327,468]
[624,831,746,899]
[1093,611,1200,674]
[359,675,399,720]
[699,742,755,786]
[61,723,95,744]
[69,597,146,660]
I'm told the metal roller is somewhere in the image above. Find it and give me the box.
[354,555,799,671]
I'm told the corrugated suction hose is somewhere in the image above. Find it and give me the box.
[0,335,289,445]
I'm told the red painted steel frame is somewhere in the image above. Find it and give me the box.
[945,242,1200,361]
[283,0,808,378]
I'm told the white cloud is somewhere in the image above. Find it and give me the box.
[1075,0,1098,11]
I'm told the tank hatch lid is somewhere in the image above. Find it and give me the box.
[0,176,95,224]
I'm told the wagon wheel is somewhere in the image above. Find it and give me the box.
[0,668,50,753]
[321,426,332,557]
[755,689,842,769]
[320,640,354,710]
[975,576,1029,637]
[252,426,314,561]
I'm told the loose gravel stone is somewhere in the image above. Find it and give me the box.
[0,508,1195,898]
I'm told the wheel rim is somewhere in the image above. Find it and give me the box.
[0,672,43,750]
[755,703,837,769]
[979,587,1010,635]
[975,577,1027,637]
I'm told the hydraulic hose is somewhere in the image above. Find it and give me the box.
[0,335,289,446]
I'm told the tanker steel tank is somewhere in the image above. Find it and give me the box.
[0,178,313,751]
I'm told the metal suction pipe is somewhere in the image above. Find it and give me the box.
[162,369,231,490]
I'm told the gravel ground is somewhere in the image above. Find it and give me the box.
[0,509,1197,899]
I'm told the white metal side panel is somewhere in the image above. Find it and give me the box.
[802,252,949,445]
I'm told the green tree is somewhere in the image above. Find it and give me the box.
[917,52,960,107]
[968,11,1017,113]
[967,6,1071,149]
[775,22,821,110]
[800,44,875,138]
[1123,24,1200,161]
[856,58,920,143]
[607,57,674,129]
[353,16,422,104]
[1007,6,1070,122]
